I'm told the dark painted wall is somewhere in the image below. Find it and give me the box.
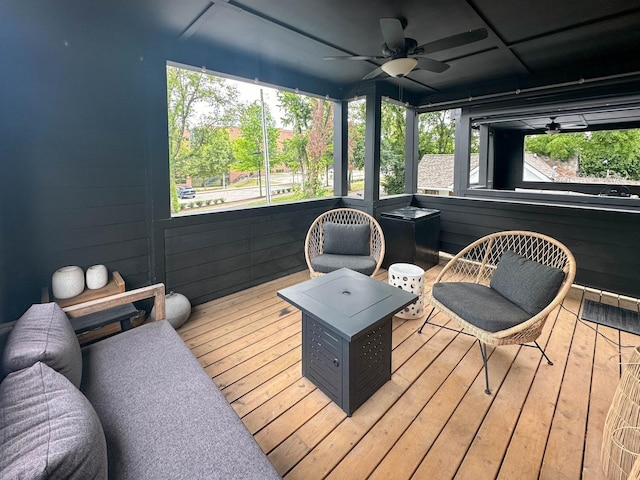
[413,194,640,298]
[0,3,340,322]
[160,200,340,305]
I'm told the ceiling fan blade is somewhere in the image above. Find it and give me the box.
[323,55,385,61]
[363,67,385,80]
[379,18,406,52]
[416,28,488,55]
[415,57,450,73]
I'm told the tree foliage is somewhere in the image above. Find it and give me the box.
[278,92,333,198]
[166,65,239,212]
[381,102,406,195]
[419,110,455,156]
[580,130,640,179]
[187,127,234,185]
[525,133,585,161]
[525,129,640,180]
[231,102,279,179]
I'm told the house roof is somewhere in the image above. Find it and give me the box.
[417,153,479,190]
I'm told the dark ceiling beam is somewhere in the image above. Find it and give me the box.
[507,6,640,47]
[465,0,530,74]
[178,2,222,42]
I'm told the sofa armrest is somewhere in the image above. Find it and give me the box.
[62,283,166,321]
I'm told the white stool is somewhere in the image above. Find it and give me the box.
[388,263,425,319]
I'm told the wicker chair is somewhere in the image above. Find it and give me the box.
[304,208,385,278]
[419,230,576,394]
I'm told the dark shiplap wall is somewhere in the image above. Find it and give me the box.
[413,195,640,298]
[161,200,340,305]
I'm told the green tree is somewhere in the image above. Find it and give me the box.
[167,65,239,212]
[525,133,585,161]
[278,92,333,198]
[580,130,640,179]
[277,92,311,183]
[381,102,406,195]
[419,110,455,156]
[231,102,279,196]
[187,126,234,186]
[306,98,333,197]
[347,100,366,190]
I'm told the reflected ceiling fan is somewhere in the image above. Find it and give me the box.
[323,17,488,80]
[544,116,588,135]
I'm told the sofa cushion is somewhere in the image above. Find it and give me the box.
[80,320,281,480]
[490,250,565,316]
[322,222,370,255]
[2,302,82,387]
[311,253,377,275]
[0,362,108,479]
[432,282,531,332]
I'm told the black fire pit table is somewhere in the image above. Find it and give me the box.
[278,268,417,416]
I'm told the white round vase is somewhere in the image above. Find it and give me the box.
[86,264,108,290]
[150,291,191,329]
[52,266,85,299]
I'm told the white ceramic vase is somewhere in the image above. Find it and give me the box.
[86,264,108,290]
[52,266,85,299]
[150,291,191,329]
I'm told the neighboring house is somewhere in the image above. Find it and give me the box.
[417,153,565,195]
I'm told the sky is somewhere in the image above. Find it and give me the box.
[233,80,285,127]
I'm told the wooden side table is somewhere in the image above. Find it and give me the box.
[43,272,136,345]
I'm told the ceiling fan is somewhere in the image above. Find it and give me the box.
[544,116,588,135]
[323,18,488,80]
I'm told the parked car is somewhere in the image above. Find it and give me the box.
[177,186,196,199]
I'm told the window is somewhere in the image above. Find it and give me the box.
[524,129,640,190]
[379,100,406,197]
[416,109,457,196]
[347,98,366,198]
[167,63,334,216]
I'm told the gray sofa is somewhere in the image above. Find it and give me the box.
[0,302,281,480]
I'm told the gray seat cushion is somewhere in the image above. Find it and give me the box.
[311,253,377,275]
[432,282,531,333]
[2,302,82,387]
[0,362,108,479]
[490,250,565,316]
[80,320,281,480]
[323,222,370,255]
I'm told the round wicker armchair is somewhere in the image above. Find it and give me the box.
[304,208,385,278]
[420,230,576,393]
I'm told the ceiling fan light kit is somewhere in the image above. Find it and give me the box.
[381,57,418,77]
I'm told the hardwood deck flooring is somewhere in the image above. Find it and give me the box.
[177,264,639,480]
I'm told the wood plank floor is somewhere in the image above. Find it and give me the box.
[177,264,639,480]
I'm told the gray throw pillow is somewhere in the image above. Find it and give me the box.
[323,222,370,256]
[0,362,108,479]
[490,250,565,316]
[2,302,82,388]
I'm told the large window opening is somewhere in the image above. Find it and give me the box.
[523,129,640,194]
[379,100,406,197]
[167,63,334,216]
[347,98,366,198]
[416,109,458,195]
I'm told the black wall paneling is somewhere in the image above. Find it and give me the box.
[162,200,340,306]
[413,194,640,298]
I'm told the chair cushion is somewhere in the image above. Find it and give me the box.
[490,250,565,316]
[2,302,82,388]
[311,254,377,276]
[0,362,108,479]
[322,222,370,255]
[432,282,531,333]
